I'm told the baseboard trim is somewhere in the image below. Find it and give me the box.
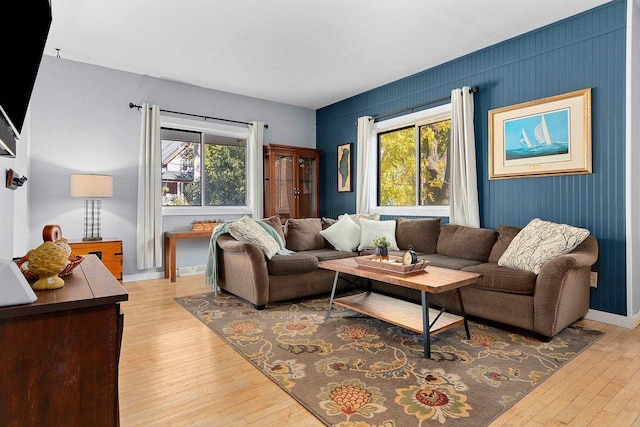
[178,264,206,277]
[122,271,165,283]
[585,308,640,329]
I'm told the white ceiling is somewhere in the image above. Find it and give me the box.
[44,0,611,110]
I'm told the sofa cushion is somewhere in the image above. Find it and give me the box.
[305,249,361,262]
[395,217,441,253]
[261,214,286,245]
[498,218,590,274]
[321,217,338,249]
[285,218,325,251]
[422,253,483,270]
[462,263,537,295]
[320,214,361,252]
[488,225,522,263]
[227,216,280,259]
[436,224,497,262]
[358,218,400,251]
[267,252,318,275]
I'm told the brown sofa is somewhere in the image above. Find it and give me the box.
[214,216,598,338]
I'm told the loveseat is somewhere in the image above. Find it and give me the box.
[212,214,598,338]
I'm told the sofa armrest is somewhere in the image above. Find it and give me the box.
[533,236,598,336]
[216,234,270,307]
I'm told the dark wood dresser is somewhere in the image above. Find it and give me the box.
[0,255,128,426]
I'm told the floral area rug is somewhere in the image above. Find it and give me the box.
[176,292,602,427]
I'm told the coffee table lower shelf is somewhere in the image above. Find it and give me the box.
[333,292,464,336]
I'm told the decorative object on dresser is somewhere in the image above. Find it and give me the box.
[68,238,123,283]
[16,224,85,285]
[70,173,113,241]
[0,255,128,426]
[263,143,320,220]
[26,241,68,290]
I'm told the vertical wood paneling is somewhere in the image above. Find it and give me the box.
[316,0,627,315]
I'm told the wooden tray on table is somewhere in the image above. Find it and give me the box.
[354,255,430,274]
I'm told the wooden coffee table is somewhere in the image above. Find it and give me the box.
[319,257,480,359]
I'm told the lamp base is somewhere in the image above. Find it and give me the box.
[83,199,103,242]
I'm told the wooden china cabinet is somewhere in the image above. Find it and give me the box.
[264,143,321,220]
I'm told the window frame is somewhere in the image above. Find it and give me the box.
[371,103,452,218]
[160,115,252,217]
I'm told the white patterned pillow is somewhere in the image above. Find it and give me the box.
[357,218,400,251]
[319,214,361,252]
[338,212,380,225]
[498,218,590,274]
[227,216,280,259]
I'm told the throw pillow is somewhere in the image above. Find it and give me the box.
[319,214,361,252]
[260,214,286,245]
[284,218,325,251]
[358,218,400,251]
[338,212,380,225]
[395,217,441,253]
[227,216,280,259]
[498,218,590,274]
[321,217,338,249]
[488,225,522,263]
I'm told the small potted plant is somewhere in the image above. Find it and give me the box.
[371,236,390,261]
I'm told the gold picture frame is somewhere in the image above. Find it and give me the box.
[337,143,352,192]
[488,88,592,179]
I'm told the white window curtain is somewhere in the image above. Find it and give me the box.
[247,121,265,218]
[449,87,480,228]
[136,103,163,269]
[356,116,375,214]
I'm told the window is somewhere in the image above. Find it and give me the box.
[160,116,251,216]
[374,104,451,217]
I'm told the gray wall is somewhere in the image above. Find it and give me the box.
[25,56,316,280]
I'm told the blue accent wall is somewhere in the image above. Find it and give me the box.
[316,0,627,315]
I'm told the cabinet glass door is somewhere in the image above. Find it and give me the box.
[298,156,317,218]
[274,154,294,219]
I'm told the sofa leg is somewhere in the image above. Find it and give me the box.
[255,304,266,310]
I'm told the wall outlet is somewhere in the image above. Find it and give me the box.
[590,272,598,288]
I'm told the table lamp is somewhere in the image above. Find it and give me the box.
[70,174,113,241]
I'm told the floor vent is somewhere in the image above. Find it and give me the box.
[177,265,206,277]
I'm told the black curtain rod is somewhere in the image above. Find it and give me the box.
[366,86,479,123]
[128,102,268,128]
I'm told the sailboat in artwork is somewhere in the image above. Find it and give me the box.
[534,115,553,145]
[508,114,569,160]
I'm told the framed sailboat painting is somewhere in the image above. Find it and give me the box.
[489,88,592,179]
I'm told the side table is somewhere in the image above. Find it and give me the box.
[68,238,123,283]
[164,230,213,282]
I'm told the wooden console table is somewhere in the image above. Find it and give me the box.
[0,255,128,426]
[164,230,213,282]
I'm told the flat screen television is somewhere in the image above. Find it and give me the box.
[0,0,52,157]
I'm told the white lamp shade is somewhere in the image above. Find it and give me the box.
[70,174,113,198]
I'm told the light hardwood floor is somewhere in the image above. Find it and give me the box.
[118,276,640,426]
